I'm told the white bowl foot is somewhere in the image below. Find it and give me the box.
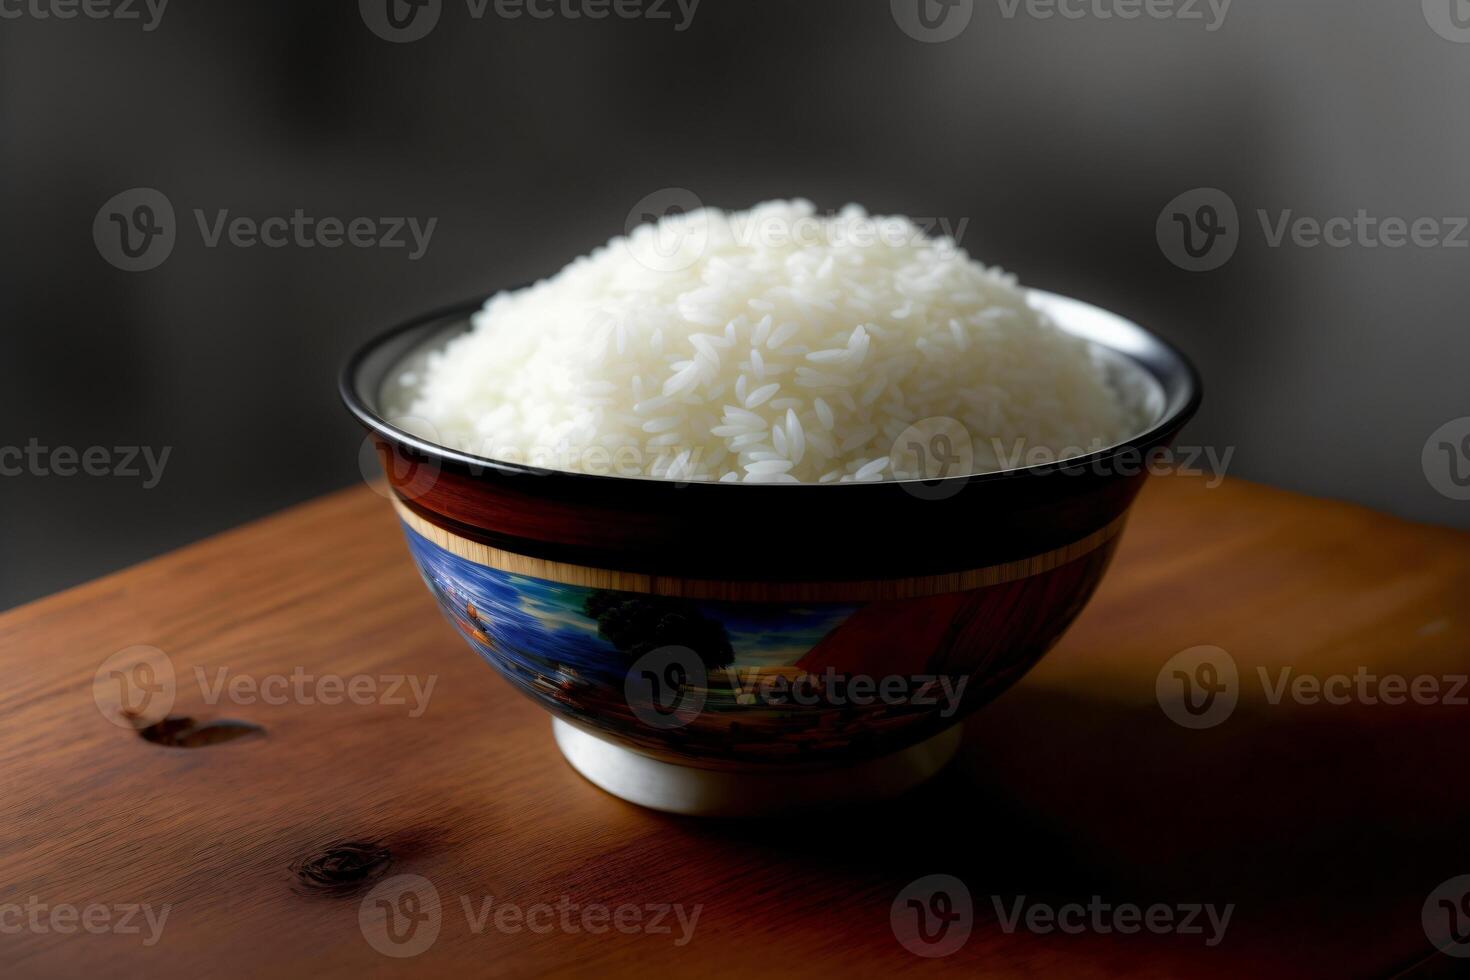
[552,718,963,817]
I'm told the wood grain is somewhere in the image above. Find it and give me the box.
[1,476,1467,978]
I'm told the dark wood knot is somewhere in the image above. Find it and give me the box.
[135,716,266,747]
[291,841,393,896]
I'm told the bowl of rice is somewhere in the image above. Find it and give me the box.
[341,200,1200,816]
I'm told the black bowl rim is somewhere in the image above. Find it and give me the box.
[340,288,1203,491]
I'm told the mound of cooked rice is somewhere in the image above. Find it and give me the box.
[391,199,1131,483]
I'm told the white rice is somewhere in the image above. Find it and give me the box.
[391,199,1132,483]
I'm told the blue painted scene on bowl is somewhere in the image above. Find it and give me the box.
[402,521,1117,770]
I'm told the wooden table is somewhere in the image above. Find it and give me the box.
[2,476,1467,978]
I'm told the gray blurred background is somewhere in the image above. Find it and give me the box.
[2,0,1467,609]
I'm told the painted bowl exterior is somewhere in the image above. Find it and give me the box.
[395,497,1123,769]
[344,291,1200,770]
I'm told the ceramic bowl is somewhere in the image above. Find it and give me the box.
[341,290,1200,814]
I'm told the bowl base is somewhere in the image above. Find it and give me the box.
[551,719,963,817]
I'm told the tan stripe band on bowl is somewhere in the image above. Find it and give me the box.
[392,496,1127,602]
